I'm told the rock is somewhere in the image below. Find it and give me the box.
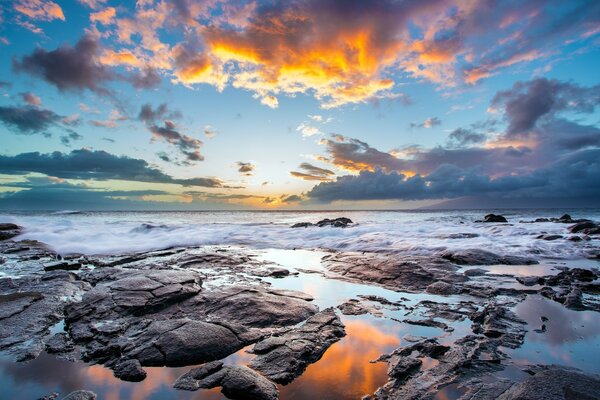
[536,234,562,241]
[463,268,488,277]
[291,222,313,228]
[497,366,600,400]
[568,236,583,242]
[249,308,346,384]
[569,221,599,234]
[426,281,461,295]
[482,214,508,223]
[441,249,538,266]
[44,261,82,272]
[534,218,550,222]
[0,223,21,241]
[266,267,290,278]
[174,361,279,400]
[563,287,584,310]
[557,214,573,222]
[516,276,545,286]
[337,299,369,315]
[61,391,97,400]
[470,304,526,347]
[45,333,75,354]
[388,357,422,382]
[111,359,147,382]
[291,217,353,228]
[323,252,464,293]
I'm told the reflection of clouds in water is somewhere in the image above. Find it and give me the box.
[280,319,400,399]
[516,295,600,344]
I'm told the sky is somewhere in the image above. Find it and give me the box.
[0,0,599,210]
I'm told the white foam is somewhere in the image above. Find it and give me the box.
[1,211,598,258]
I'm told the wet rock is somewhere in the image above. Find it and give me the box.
[568,236,583,242]
[470,304,526,347]
[426,281,461,295]
[569,221,600,235]
[44,261,82,272]
[545,268,597,286]
[0,223,21,241]
[45,333,75,354]
[291,222,313,228]
[111,359,147,382]
[563,287,584,310]
[174,361,279,400]
[39,393,59,400]
[337,299,369,315]
[557,214,573,223]
[481,214,508,223]
[497,366,600,400]
[441,249,538,266]
[323,252,464,293]
[516,276,545,286]
[534,218,550,222]
[316,217,353,227]
[464,268,488,277]
[0,273,89,361]
[388,357,422,382]
[61,391,97,400]
[249,308,346,384]
[403,318,451,331]
[536,234,562,241]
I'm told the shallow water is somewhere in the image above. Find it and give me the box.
[1,247,598,399]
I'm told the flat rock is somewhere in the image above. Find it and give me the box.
[111,359,147,382]
[249,308,346,384]
[441,249,538,266]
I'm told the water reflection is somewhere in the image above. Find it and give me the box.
[509,295,600,373]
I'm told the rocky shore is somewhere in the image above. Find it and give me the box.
[0,214,599,399]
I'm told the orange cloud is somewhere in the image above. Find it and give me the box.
[90,7,116,25]
[14,0,65,21]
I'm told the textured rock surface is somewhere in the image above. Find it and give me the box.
[174,361,279,400]
[249,308,346,384]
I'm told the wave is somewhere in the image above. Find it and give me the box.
[4,213,598,259]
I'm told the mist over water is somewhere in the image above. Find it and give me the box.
[2,209,599,258]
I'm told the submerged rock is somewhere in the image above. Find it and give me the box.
[569,221,600,235]
[249,308,346,384]
[174,361,279,400]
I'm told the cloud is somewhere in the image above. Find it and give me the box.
[20,92,42,106]
[0,149,227,187]
[60,131,83,146]
[0,105,61,134]
[13,35,115,95]
[490,78,600,136]
[130,67,162,89]
[90,109,127,129]
[14,0,65,21]
[204,125,218,138]
[307,149,600,202]
[447,128,488,148]
[90,7,116,25]
[236,162,255,176]
[138,103,203,162]
[410,117,441,129]
[290,162,335,181]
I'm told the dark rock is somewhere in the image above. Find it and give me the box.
[569,221,599,234]
[388,357,422,382]
[516,276,545,286]
[0,223,21,241]
[337,299,369,315]
[568,236,583,242]
[482,214,508,223]
[249,308,346,384]
[463,268,488,277]
[111,359,147,382]
[536,234,562,241]
[558,214,573,222]
[441,249,538,266]
[426,281,461,295]
[44,261,82,272]
[470,304,526,347]
[174,361,279,400]
[497,366,600,400]
[291,222,313,228]
[534,218,550,222]
[45,333,75,354]
[61,391,97,400]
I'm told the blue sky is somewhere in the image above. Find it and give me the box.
[0,0,599,210]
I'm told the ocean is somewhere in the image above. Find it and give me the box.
[1,209,599,258]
